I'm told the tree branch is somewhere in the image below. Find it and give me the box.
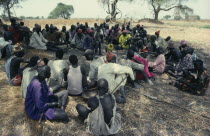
[160,5,179,11]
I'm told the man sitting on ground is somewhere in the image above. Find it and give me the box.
[119,30,131,49]
[76,79,121,136]
[21,56,45,98]
[64,55,88,96]
[5,43,29,86]
[47,49,69,93]
[25,65,69,122]
[98,54,135,103]
[71,29,85,49]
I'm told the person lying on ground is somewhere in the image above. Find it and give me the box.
[174,60,209,96]
[149,47,166,74]
[21,56,45,98]
[98,53,135,103]
[5,43,29,86]
[25,65,69,122]
[47,49,69,93]
[76,78,121,136]
[63,55,88,96]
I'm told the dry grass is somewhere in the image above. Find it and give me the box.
[0,19,210,136]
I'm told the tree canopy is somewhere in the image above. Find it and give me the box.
[48,3,74,19]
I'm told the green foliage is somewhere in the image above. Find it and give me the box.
[48,3,74,19]
[199,25,210,29]
[164,15,171,20]
[174,15,182,20]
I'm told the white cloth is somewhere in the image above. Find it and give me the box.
[21,67,38,98]
[0,37,10,59]
[47,60,69,92]
[67,65,83,95]
[98,63,134,94]
[85,94,121,136]
[29,32,48,50]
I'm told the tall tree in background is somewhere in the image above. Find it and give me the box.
[0,0,23,20]
[48,3,74,19]
[146,0,193,21]
[98,0,135,22]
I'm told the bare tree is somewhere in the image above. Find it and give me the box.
[146,0,193,21]
[0,0,24,20]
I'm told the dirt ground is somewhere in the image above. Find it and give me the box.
[0,19,210,136]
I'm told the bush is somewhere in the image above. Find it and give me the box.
[174,16,182,20]
[200,25,210,29]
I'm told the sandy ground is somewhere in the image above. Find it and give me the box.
[0,20,210,136]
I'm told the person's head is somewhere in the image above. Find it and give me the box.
[194,60,204,71]
[13,43,25,57]
[62,26,66,32]
[150,35,157,42]
[122,30,127,36]
[136,24,140,29]
[20,22,24,26]
[71,25,76,32]
[84,49,94,61]
[180,40,187,48]
[56,49,64,59]
[49,25,54,33]
[187,48,194,55]
[10,18,16,26]
[106,52,116,63]
[165,36,171,42]
[157,47,165,55]
[127,49,134,60]
[77,22,80,26]
[42,58,49,65]
[98,78,109,96]
[87,29,94,37]
[29,56,40,67]
[168,41,175,50]
[85,22,88,27]
[35,25,41,33]
[69,55,78,65]
[94,23,98,28]
[155,30,160,37]
[37,65,51,79]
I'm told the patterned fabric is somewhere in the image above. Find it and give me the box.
[175,54,194,72]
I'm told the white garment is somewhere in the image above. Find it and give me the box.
[156,36,166,49]
[21,67,38,98]
[98,63,134,94]
[85,94,121,136]
[67,65,83,95]
[47,60,69,92]
[29,32,48,50]
[0,37,10,59]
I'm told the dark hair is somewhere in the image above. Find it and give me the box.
[14,50,25,57]
[29,56,40,67]
[194,59,204,70]
[157,47,165,54]
[43,58,49,65]
[127,49,134,60]
[69,55,78,65]
[187,48,194,55]
[56,49,64,59]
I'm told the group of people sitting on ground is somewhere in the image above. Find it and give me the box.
[0,18,209,135]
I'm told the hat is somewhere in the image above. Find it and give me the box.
[168,42,175,49]
[122,30,127,33]
[87,29,93,34]
[107,44,114,51]
[106,51,115,62]
[155,30,160,35]
[13,43,23,53]
[0,37,10,48]
[180,40,186,46]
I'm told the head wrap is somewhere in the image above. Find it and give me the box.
[78,29,82,33]
[180,40,186,46]
[155,30,160,35]
[107,44,114,51]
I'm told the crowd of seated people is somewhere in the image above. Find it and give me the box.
[1,18,209,136]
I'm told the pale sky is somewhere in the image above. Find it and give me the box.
[5,0,210,19]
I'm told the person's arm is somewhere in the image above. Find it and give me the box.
[32,83,49,113]
[149,55,163,68]
[130,60,144,71]
[111,64,135,80]
[40,32,48,43]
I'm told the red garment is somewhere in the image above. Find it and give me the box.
[132,55,155,80]
[8,27,21,44]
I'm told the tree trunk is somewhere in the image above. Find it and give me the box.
[6,5,11,20]
[154,10,159,21]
